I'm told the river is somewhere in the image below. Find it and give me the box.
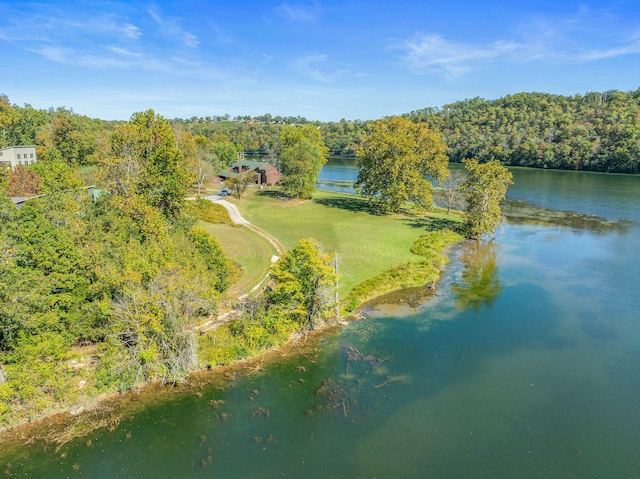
[1,163,639,478]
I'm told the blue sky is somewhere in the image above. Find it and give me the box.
[2,0,640,121]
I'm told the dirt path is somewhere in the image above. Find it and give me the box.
[195,196,287,333]
[217,199,286,256]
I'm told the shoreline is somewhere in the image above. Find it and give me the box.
[0,252,462,449]
[0,212,465,448]
[0,323,342,450]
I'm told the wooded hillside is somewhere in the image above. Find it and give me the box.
[406,89,640,173]
[3,88,640,177]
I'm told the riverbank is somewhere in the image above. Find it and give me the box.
[0,324,341,450]
[5,166,639,478]
[0,260,460,451]
[0,189,463,443]
[0,251,461,447]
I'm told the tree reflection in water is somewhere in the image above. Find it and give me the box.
[452,240,502,311]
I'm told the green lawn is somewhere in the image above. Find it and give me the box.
[229,189,461,296]
[198,220,277,297]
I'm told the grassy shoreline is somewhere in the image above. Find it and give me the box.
[0,189,463,441]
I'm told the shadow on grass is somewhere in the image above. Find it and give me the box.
[401,216,460,232]
[314,196,380,214]
[255,190,284,199]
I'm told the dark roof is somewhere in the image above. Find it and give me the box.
[218,160,279,178]
[233,160,265,169]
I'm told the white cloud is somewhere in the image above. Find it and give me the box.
[576,40,640,61]
[64,16,142,40]
[276,2,320,22]
[148,8,199,48]
[28,45,169,71]
[395,34,520,78]
[292,53,349,83]
[394,10,640,79]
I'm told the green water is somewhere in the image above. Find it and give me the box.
[2,168,639,478]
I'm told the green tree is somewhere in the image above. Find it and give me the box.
[0,196,104,349]
[187,227,230,292]
[461,158,513,239]
[32,159,83,193]
[266,239,337,330]
[104,110,193,222]
[279,125,328,199]
[0,95,18,148]
[48,115,94,165]
[224,169,256,199]
[356,116,449,213]
[210,134,239,167]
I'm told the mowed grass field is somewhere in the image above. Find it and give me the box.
[227,188,461,295]
[198,220,277,297]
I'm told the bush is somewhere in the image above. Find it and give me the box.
[187,198,234,225]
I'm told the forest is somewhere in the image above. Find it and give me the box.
[4,88,639,174]
[0,103,337,427]
[0,109,236,425]
[405,89,640,173]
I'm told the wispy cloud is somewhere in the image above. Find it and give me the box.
[28,45,169,71]
[393,10,640,79]
[0,4,210,74]
[395,34,519,78]
[292,53,349,82]
[276,2,320,22]
[148,8,199,47]
[576,39,640,61]
[0,9,141,44]
[205,20,234,45]
[65,16,142,41]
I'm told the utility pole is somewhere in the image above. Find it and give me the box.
[334,253,340,321]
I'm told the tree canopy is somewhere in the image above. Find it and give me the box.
[266,239,337,330]
[0,110,232,424]
[278,125,329,199]
[101,110,193,223]
[460,158,513,239]
[406,89,640,173]
[356,116,449,213]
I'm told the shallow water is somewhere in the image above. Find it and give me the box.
[2,167,639,478]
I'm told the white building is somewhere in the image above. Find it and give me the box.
[0,145,38,169]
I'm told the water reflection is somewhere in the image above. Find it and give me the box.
[502,200,632,234]
[452,240,502,311]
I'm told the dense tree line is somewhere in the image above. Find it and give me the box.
[405,89,640,173]
[0,111,233,424]
[175,117,371,157]
[4,89,640,174]
[0,94,111,166]
[171,89,640,174]
[0,103,342,426]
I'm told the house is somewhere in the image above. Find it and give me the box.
[0,145,37,170]
[218,160,281,186]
